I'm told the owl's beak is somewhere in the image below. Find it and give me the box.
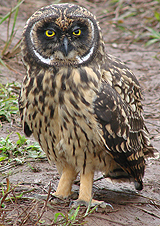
[62,36,69,56]
[60,36,74,58]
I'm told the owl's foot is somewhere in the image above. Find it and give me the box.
[50,191,78,205]
[74,171,113,209]
[71,198,113,209]
[52,191,78,200]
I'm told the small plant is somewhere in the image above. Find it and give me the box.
[145,27,160,46]
[0,178,21,208]
[0,133,15,161]
[0,133,46,162]
[0,178,34,209]
[145,11,160,46]
[54,201,98,225]
[0,180,99,225]
[0,82,20,122]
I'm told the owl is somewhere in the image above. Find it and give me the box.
[19,3,158,207]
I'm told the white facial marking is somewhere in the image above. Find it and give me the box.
[30,23,53,65]
[29,16,96,65]
[33,49,53,65]
[76,46,94,64]
[87,18,94,38]
[76,19,95,64]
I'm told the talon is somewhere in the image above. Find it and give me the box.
[70,199,88,208]
[70,198,113,209]
[90,199,113,209]
[50,193,66,205]
[98,201,113,209]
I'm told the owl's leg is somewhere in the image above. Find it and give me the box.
[72,171,113,208]
[78,170,94,203]
[53,165,77,198]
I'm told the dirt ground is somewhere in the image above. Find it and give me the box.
[0,0,160,225]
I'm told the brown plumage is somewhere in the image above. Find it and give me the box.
[19,3,158,206]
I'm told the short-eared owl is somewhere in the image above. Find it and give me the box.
[19,3,158,206]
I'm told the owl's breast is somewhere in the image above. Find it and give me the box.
[20,66,107,171]
[53,66,112,173]
[53,67,103,161]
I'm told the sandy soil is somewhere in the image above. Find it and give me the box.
[0,0,160,225]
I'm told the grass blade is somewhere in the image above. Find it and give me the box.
[145,38,159,46]
[10,0,21,40]
[0,58,7,67]
[0,0,24,25]
[146,27,160,39]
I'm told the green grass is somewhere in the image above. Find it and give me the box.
[53,200,98,225]
[0,82,20,122]
[0,81,45,162]
[0,133,46,163]
[144,11,160,46]
[0,0,24,68]
[0,131,98,225]
[0,176,99,225]
[0,178,35,209]
[145,27,160,46]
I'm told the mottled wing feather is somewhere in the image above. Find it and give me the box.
[94,80,145,188]
[102,54,143,113]
[102,54,156,158]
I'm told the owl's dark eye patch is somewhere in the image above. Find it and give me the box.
[37,23,62,41]
[70,23,88,40]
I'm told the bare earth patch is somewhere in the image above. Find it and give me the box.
[0,0,160,225]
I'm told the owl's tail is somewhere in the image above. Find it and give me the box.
[103,162,143,190]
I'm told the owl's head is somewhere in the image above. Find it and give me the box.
[22,3,104,67]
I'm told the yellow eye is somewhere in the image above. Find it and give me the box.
[73,29,81,36]
[45,30,55,37]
